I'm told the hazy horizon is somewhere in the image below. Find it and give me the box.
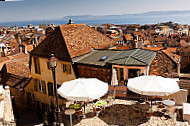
[0,0,190,22]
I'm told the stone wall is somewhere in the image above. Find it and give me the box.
[180,52,190,73]
[76,64,111,84]
[150,51,177,77]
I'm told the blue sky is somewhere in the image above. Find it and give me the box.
[0,0,190,22]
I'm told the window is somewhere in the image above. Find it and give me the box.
[47,82,54,96]
[63,64,67,72]
[38,80,42,92]
[47,62,51,70]
[34,57,41,74]
[63,64,71,74]
[99,56,108,61]
[42,81,46,94]
[36,80,46,94]
[119,68,124,82]
[128,69,140,78]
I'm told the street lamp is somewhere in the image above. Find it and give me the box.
[48,54,59,125]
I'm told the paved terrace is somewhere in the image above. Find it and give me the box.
[62,98,189,126]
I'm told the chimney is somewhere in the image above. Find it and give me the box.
[19,43,22,53]
[68,19,73,24]
[45,27,54,36]
[24,45,27,54]
[35,36,38,45]
[2,46,6,57]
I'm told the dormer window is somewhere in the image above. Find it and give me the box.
[99,56,108,61]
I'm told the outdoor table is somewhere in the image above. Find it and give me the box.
[137,104,151,118]
[65,109,75,126]
[137,104,150,111]
[132,105,145,119]
[163,100,175,107]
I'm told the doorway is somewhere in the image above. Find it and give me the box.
[128,69,140,78]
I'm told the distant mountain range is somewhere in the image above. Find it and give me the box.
[62,10,190,20]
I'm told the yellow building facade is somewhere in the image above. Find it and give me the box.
[25,56,76,111]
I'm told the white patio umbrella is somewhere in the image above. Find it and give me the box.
[111,69,118,98]
[111,69,118,86]
[127,76,180,97]
[57,78,108,101]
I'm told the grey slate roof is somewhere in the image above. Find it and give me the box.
[75,48,157,66]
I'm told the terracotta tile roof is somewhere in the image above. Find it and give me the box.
[3,74,31,89]
[165,47,177,53]
[111,38,124,42]
[109,33,118,37]
[162,50,181,64]
[4,53,30,78]
[113,45,133,50]
[0,57,9,62]
[144,40,150,45]
[1,53,31,89]
[142,47,164,51]
[26,45,34,52]
[182,47,190,53]
[0,57,10,71]
[124,34,133,41]
[30,23,117,60]
[60,24,117,58]
[180,40,188,47]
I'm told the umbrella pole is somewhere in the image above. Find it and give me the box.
[84,102,85,114]
[70,114,72,126]
[150,96,153,112]
[113,86,115,99]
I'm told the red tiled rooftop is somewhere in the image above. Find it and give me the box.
[4,53,30,77]
[165,47,177,53]
[162,50,181,64]
[142,47,164,51]
[30,23,117,60]
[114,45,133,50]
[0,57,9,62]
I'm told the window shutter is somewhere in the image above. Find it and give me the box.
[42,81,46,94]
[34,57,41,74]
[38,80,42,92]
[66,64,71,74]
[62,64,65,72]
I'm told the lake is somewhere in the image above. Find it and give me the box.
[1,14,190,27]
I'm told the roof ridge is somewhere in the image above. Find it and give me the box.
[108,49,138,63]
[59,23,86,27]
[130,56,147,65]
[58,26,73,59]
[162,50,180,64]
[124,49,140,65]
